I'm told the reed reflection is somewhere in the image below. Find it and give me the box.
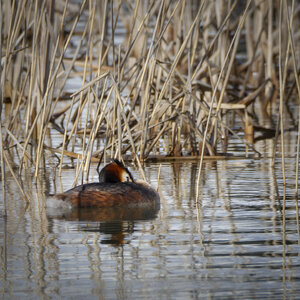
[1,159,300,299]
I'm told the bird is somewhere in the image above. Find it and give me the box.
[54,160,160,208]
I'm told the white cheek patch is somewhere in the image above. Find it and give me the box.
[120,170,127,182]
[121,170,133,182]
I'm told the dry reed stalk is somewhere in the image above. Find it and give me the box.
[0,0,6,215]
[70,72,110,99]
[80,86,108,182]
[70,80,113,186]
[0,124,6,215]
[21,1,86,173]
[34,1,70,178]
[111,76,146,180]
[120,0,155,69]
[84,78,110,181]
[140,2,201,155]
[117,48,123,162]
[45,145,100,162]
[278,0,294,189]
[58,93,78,177]
[0,0,299,196]
[156,2,204,110]
[139,58,155,159]
[265,0,273,99]
[95,0,108,74]
[208,21,243,137]
[196,0,252,201]
[56,17,91,174]
[69,10,94,169]
[156,163,161,192]
[4,125,32,161]
[2,149,29,203]
[188,2,239,153]
[282,0,300,242]
[133,2,165,157]
[145,96,184,157]
[18,8,45,149]
[6,69,30,143]
[191,0,238,82]
[281,0,300,195]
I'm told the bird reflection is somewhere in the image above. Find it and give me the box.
[47,202,160,245]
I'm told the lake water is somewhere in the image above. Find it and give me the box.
[2,1,300,298]
[1,149,300,299]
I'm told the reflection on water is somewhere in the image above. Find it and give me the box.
[47,203,160,245]
[1,158,300,299]
[47,204,160,223]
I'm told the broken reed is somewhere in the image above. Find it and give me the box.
[1,0,300,190]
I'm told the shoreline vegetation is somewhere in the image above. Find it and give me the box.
[1,1,300,203]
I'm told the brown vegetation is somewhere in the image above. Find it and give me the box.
[1,1,300,203]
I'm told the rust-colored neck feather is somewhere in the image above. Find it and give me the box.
[99,160,134,183]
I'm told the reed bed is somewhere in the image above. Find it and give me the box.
[1,0,300,202]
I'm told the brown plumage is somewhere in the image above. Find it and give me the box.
[54,160,160,208]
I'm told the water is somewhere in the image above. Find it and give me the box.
[1,156,300,299]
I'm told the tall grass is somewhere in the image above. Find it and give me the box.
[0,0,300,197]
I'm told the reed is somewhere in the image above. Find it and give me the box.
[0,0,300,201]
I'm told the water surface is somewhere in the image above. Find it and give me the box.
[0,158,300,299]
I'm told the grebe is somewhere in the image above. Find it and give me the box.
[54,160,160,207]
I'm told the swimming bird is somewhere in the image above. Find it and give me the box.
[54,160,160,208]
